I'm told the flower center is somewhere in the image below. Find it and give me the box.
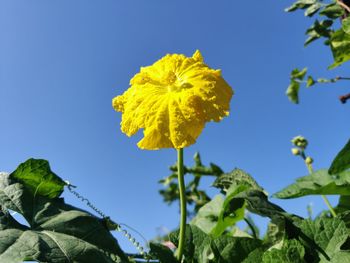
[164,71,192,92]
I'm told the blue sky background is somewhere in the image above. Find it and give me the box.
[1,0,349,254]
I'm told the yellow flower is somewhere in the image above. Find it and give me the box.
[112,50,233,150]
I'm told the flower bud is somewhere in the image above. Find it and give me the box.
[291,136,308,149]
[291,148,300,155]
[305,156,313,165]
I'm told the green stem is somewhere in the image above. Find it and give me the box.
[176,148,186,261]
[306,162,337,218]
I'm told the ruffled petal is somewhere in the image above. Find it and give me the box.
[112,50,233,150]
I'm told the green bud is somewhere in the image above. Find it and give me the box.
[291,135,308,149]
[305,156,313,165]
[291,148,300,155]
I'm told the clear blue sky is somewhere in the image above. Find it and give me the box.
[1,0,349,254]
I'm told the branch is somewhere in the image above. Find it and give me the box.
[339,93,350,103]
[337,0,350,13]
[336,76,350,81]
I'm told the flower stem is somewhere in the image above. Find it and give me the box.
[175,148,186,262]
[305,162,337,218]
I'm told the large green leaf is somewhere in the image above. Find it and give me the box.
[210,185,247,237]
[170,225,261,263]
[262,239,306,263]
[149,243,177,263]
[169,224,208,263]
[329,29,350,69]
[241,248,264,263]
[335,195,350,214]
[191,195,224,234]
[273,169,350,199]
[230,190,328,258]
[0,172,127,263]
[297,218,350,262]
[191,186,246,237]
[209,235,262,263]
[192,168,264,237]
[329,139,350,175]
[10,159,66,199]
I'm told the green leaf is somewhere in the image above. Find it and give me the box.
[285,0,317,12]
[291,68,307,80]
[210,235,262,263]
[0,172,127,263]
[286,81,301,104]
[266,219,288,246]
[343,17,350,35]
[320,3,344,19]
[304,3,322,17]
[191,195,224,234]
[335,195,350,214]
[230,190,329,257]
[329,139,350,174]
[306,76,316,87]
[273,169,350,199]
[191,185,247,237]
[234,190,291,220]
[241,248,264,263]
[286,68,308,104]
[305,20,333,46]
[262,239,306,263]
[329,29,350,69]
[10,158,66,199]
[170,225,262,263]
[297,217,350,262]
[169,224,209,262]
[149,243,177,263]
[212,168,265,194]
[211,185,247,237]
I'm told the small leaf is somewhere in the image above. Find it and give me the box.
[320,3,344,19]
[286,68,308,104]
[285,0,317,12]
[291,68,307,80]
[330,139,350,174]
[304,3,322,17]
[329,29,350,69]
[306,76,316,87]
[10,158,66,199]
[304,20,333,46]
[273,169,350,199]
[286,81,301,104]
